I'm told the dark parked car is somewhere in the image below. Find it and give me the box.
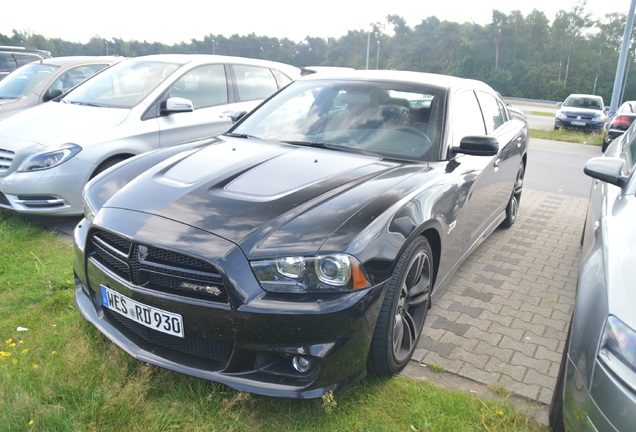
[74,71,528,398]
[0,46,51,80]
[549,123,636,431]
[0,56,122,120]
[555,93,607,133]
[603,100,636,151]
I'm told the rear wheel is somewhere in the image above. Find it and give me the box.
[501,163,524,228]
[368,236,433,375]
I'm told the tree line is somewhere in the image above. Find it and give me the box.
[2,3,635,103]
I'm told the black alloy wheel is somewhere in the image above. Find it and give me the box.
[502,163,525,228]
[368,236,433,375]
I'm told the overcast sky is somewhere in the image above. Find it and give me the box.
[1,0,632,45]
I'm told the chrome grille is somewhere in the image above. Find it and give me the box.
[0,148,15,173]
[88,229,228,303]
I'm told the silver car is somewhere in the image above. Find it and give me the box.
[549,123,636,431]
[0,56,122,120]
[0,54,300,216]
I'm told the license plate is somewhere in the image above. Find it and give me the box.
[571,121,586,126]
[100,285,184,338]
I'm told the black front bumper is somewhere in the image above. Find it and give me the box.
[73,210,386,398]
[554,118,604,132]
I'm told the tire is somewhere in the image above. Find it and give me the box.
[90,156,129,180]
[549,319,571,432]
[602,140,609,152]
[368,236,434,375]
[501,163,524,228]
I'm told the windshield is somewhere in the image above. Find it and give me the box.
[231,79,445,161]
[63,59,181,108]
[564,96,603,110]
[0,63,58,99]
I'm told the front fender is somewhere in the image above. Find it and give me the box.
[84,137,216,214]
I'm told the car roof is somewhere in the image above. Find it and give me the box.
[123,54,300,76]
[298,69,492,92]
[0,46,51,57]
[29,56,123,66]
[567,93,603,100]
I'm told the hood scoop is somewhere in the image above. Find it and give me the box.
[225,147,377,199]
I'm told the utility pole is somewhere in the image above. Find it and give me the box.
[610,0,636,115]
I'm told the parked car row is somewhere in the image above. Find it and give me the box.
[0,54,300,215]
[2,48,634,425]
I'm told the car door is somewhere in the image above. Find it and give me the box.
[448,89,503,253]
[475,90,524,211]
[156,63,281,148]
[156,63,235,147]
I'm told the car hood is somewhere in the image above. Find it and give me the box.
[101,137,428,256]
[0,101,130,148]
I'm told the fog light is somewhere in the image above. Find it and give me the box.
[292,356,312,373]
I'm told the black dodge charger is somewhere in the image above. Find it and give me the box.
[73,70,528,398]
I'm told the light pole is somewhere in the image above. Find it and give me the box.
[610,0,636,115]
[376,40,381,69]
[211,40,216,55]
[365,32,370,70]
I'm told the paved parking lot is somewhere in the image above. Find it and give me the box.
[403,186,589,424]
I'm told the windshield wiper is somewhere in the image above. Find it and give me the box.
[224,132,252,139]
[65,100,104,107]
[282,140,376,156]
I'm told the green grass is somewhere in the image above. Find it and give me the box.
[530,128,604,146]
[528,111,554,117]
[0,210,548,431]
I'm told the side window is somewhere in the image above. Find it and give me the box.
[14,54,41,67]
[51,64,109,92]
[233,65,278,101]
[621,125,636,174]
[452,90,485,147]
[169,64,228,109]
[477,91,507,134]
[0,53,17,73]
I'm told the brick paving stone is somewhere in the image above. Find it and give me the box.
[407,187,588,420]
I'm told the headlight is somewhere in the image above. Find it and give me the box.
[556,111,567,120]
[599,315,636,388]
[592,114,604,122]
[251,254,371,293]
[82,188,97,225]
[17,143,81,172]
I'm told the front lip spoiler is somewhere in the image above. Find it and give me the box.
[74,276,365,399]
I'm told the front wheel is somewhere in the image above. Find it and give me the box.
[368,236,434,375]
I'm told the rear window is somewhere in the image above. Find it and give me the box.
[234,65,278,101]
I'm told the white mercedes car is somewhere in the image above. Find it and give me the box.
[0,54,299,215]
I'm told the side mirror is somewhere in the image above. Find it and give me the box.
[584,157,629,189]
[161,97,194,115]
[43,88,63,102]
[453,136,499,157]
[230,111,248,123]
